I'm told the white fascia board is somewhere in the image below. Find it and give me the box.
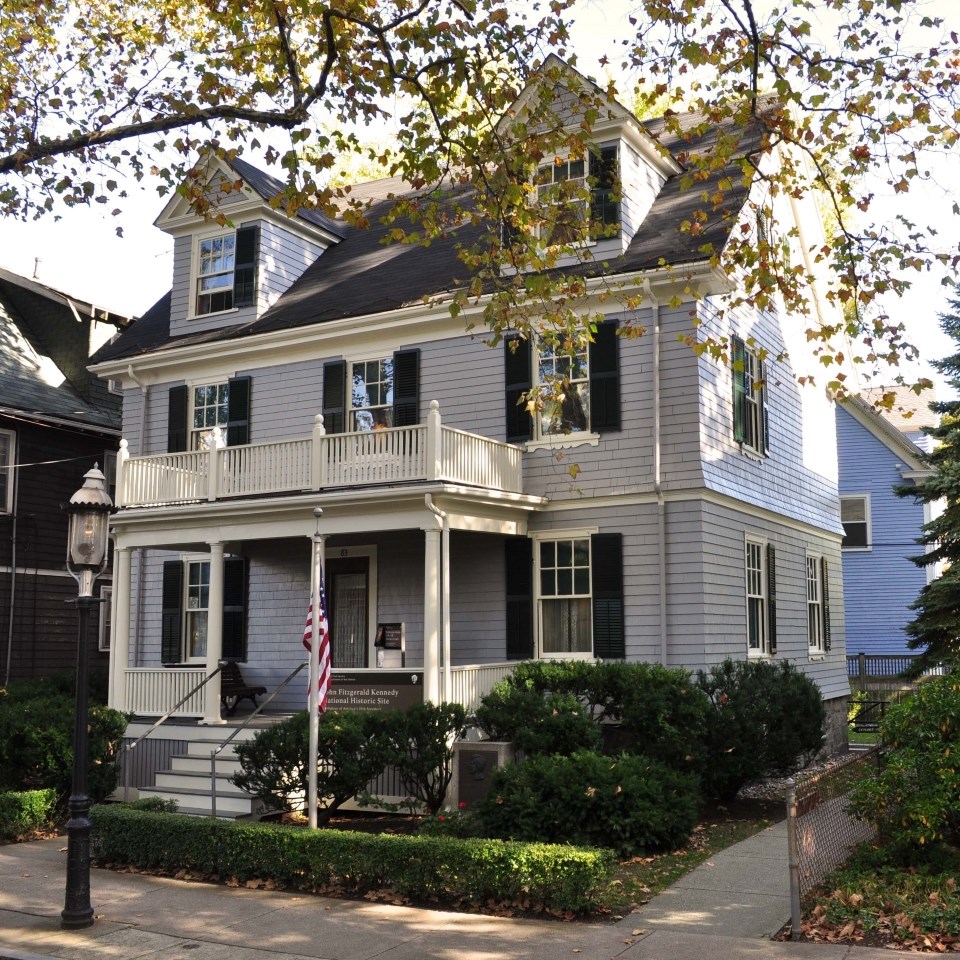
[840,398,929,473]
[110,484,545,550]
[91,261,728,386]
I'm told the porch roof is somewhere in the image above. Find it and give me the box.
[109,482,546,551]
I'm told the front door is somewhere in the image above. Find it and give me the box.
[326,557,370,668]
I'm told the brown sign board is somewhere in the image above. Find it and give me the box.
[374,623,403,649]
[328,670,424,712]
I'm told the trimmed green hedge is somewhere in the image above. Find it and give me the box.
[90,804,614,913]
[0,789,58,840]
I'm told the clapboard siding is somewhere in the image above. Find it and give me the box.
[257,221,327,314]
[836,406,927,657]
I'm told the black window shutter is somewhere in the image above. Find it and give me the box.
[588,320,620,432]
[592,532,625,659]
[732,336,747,444]
[322,360,347,434]
[504,335,532,442]
[820,556,832,651]
[167,385,189,453]
[161,560,184,664]
[222,557,248,661]
[226,376,251,446]
[504,537,533,660]
[766,543,777,655]
[392,349,420,427]
[233,225,259,309]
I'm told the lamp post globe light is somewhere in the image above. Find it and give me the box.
[61,465,113,931]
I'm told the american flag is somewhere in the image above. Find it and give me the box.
[302,572,331,713]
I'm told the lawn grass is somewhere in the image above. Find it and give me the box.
[611,798,782,913]
[802,844,960,951]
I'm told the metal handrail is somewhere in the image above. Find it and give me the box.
[210,661,307,819]
[122,664,224,802]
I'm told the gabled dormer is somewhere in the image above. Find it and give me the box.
[154,154,345,338]
[501,55,683,263]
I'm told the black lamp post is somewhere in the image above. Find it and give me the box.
[61,465,113,931]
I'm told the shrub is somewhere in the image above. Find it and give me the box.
[0,693,128,802]
[124,796,179,813]
[89,804,615,914]
[232,710,390,824]
[616,664,709,772]
[848,676,960,849]
[695,659,825,800]
[381,701,466,814]
[476,750,699,857]
[473,684,600,756]
[0,789,58,841]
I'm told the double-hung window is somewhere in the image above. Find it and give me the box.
[185,560,210,661]
[0,429,14,514]
[745,539,767,654]
[538,336,590,435]
[840,496,870,549]
[806,554,832,654]
[732,336,768,455]
[806,555,823,652]
[196,234,236,315]
[194,225,259,317]
[351,359,394,431]
[534,146,620,248]
[191,382,230,449]
[167,376,250,453]
[538,536,593,657]
[504,322,620,443]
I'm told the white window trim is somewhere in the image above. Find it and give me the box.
[182,554,211,664]
[744,534,769,658]
[0,428,14,514]
[532,527,598,661]
[531,331,594,443]
[187,227,242,321]
[840,493,872,552]
[348,357,394,432]
[806,552,825,656]
[99,586,112,652]
[188,379,230,450]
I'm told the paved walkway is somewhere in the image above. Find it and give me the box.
[0,826,891,960]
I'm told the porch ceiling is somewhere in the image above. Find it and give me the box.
[109,483,546,550]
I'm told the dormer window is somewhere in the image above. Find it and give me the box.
[511,145,620,250]
[545,146,620,246]
[194,225,259,317]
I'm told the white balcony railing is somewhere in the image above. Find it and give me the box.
[117,400,523,508]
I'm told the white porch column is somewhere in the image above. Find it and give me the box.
[423,526,441,703]
[109,545,132,712]
[201,541,226,724]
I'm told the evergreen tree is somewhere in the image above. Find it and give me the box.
[898,290,960,675]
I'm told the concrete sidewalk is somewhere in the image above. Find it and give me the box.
[1,829,886,960]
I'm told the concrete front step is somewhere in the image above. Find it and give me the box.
[170,753,244,775]
[137,784,257,817]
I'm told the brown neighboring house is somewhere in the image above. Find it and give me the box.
[0,267,129,684]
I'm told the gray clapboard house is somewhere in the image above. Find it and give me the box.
[91,58,850,812]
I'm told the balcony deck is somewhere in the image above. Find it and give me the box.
[117,402,523,508]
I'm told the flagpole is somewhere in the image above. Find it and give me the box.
[308,520,323,829]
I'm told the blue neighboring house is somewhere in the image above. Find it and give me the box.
[836,387,938,659]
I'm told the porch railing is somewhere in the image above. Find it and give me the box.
[122,661,516,718]
[116,400,523,508]
[125,668,207,716]
[448,661,516,712]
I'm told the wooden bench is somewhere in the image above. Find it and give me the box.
[219,661,267,716]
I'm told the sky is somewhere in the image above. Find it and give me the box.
[0,0,956,393]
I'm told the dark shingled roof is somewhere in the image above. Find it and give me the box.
[93,103,767,366]
[0,276,121,431]
[229,156,345,238]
